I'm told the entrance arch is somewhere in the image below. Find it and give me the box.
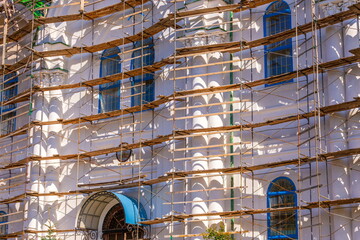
[77,191,147,239]
[102,203,145,240]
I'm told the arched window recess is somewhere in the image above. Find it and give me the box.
[267,177,298,239]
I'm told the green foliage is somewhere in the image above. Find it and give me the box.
[203,222,232,240]
[19,0,51,18]
[40,223,60,240]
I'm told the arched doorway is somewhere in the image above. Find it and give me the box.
[102,203,145,240]
[76,191,147,240]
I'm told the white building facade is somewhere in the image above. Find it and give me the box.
[0,0,360,239]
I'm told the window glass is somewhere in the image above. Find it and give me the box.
[1,73,17,135]
[0,211,8,235]
[99,47,121,112]
[131,38,155,107]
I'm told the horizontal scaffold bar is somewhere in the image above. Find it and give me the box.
[140,197,360,225]
[1,0,272,45]
[2,1,359,83]
[0,49,358,146]
[1,98,359,170]
[0,148,358,202]
[1,44,359,118]
[0,0,150,43]
[175,3,360,57]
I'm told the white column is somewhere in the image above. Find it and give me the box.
[207,48,225,226]
[25,85,48,231]
[325,22,351,238]
[44,73,64,229]
[190,53,209,240]
[345,67,360,238]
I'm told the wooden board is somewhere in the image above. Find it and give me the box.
[2,2,359,77]
[2,99,359,169]
[140,197,360,224]
[172,54,359,99]
[0,148,357,202]
[1,0,272,44]
[175,4,360,57]
[39,58,174,91]
[0,0,149,43]
[4,47,358,109]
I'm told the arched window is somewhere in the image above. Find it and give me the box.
[267,177,297,239]
[1,73,18,135]
[130,37,155,107]
[0,211,8,235]
[99,47,121,113]
[264,1,293,86]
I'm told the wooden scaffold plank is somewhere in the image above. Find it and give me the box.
[0,0,150,43]
[0,98,359,170]
[140,197,360,225]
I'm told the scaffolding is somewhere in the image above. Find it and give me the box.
[0,0,359,239]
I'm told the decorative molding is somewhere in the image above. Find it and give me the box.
[184,34,226,47]
[320,0,360,16]
[32,69,68,87]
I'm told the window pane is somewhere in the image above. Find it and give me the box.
[268,49,292,76]
[0,212,7,235]
[1,111,15,135]
[100,87,120,112]
[102,58,121,78]
[99,47,122,112]
[132,80,154,106]
[131,38,155,107]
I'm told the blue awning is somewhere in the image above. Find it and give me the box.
[77,191,147,230]
[112,192,147,225]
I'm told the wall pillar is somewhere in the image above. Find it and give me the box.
[345,67,360,238]
[190,53,209,240]
[44,72,65,230]
[25,81,48,231]
[207,42,225,226]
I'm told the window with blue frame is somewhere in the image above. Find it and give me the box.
[267,177,298,239]
[1,73,17,135]
[0,211,8,235]
[264,1,293,86]
[99,47,122,113]
[130,37,155,107]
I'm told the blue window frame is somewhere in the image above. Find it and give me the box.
[267,177,298,239]
[130,37,155,107]
[99,47,122,113]
[1,73,17,135]
[264,1,293,86]
[0,211,8,235]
